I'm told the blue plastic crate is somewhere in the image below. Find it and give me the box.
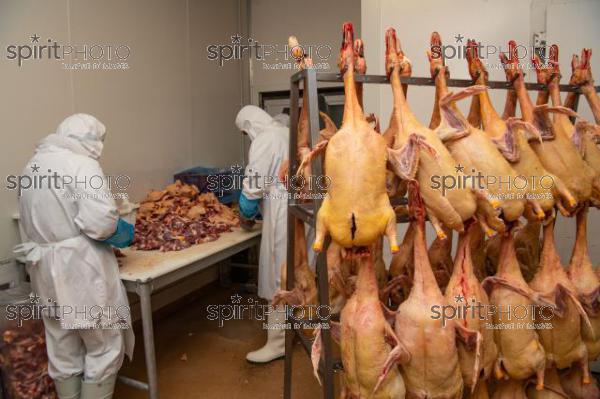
[174,166,243,205]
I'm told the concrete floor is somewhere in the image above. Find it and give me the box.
[114,283,322,399]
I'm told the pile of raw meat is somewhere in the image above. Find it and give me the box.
[133,180,239,251]
[1,327,56,398]
[277,24,600,398]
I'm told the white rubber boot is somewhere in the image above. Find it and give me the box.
[246,307,287,363]
[54,375,82,399]
[80,375,117,399]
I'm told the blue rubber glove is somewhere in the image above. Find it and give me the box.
[239,193,260,219]
[102,218,134,248]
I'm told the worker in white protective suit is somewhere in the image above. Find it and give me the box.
[14,114,135,399]
[272,112,290,128]
[235,105,289,363]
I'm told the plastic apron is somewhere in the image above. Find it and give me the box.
[14,235,135,359]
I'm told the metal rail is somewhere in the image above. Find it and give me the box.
[291,70,600,93]
[283,68,594,399]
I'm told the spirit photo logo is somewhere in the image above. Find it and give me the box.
[431,295,554,329]
[430,33,550,70]
[5,292,130,329]
[5,163,131,198]
[5,33,131,68]
[206,294,331,329]
[430,164,555,199]
[206,33,332,70]
[207,164,331,196]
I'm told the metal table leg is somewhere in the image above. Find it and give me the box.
[136,281,159,399]
[283,322,295,398]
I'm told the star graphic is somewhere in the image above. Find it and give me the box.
[455,164,464,173]
[454,34,464,43]
[454,294,464,303]
[30,163,40,173]
[29,292,41,304]
[231,164,243,174]
[30,34,40,43]
[231,294,242,304]
[230,34,242,44]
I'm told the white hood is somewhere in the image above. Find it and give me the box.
[37,113,107,159]
[273,113,290,127]
[235,105,275,141]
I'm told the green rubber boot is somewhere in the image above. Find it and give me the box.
[54,375,82,399]
[80,375,117,399]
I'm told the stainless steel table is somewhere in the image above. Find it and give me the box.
[118,227,261,399]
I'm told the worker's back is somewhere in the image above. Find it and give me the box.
[249,123,289,190]
[18,144,118,244]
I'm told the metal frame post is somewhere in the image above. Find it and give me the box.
[284,68,336,399]
[136,281,159,399]
[305,68,335,399]
[284,69,301,399]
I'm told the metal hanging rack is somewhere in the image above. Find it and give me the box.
[283,68,599,399]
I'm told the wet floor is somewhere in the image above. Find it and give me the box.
[114,283,322,399]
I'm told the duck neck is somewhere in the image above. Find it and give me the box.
[548,79,563,108]
[356,256,378,298]
[390,65,419,128]
[539,219,562,273]
[434,68,450,98]
[497,231,523,278]
[452,227,474,279]
[475,73,502,129]
[411,220,442,297]
[513,76,535,123]
[342,66,364,126]
[569,206,591,273]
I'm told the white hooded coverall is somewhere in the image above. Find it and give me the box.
[14,114,134,382]
[235,106,289,300]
